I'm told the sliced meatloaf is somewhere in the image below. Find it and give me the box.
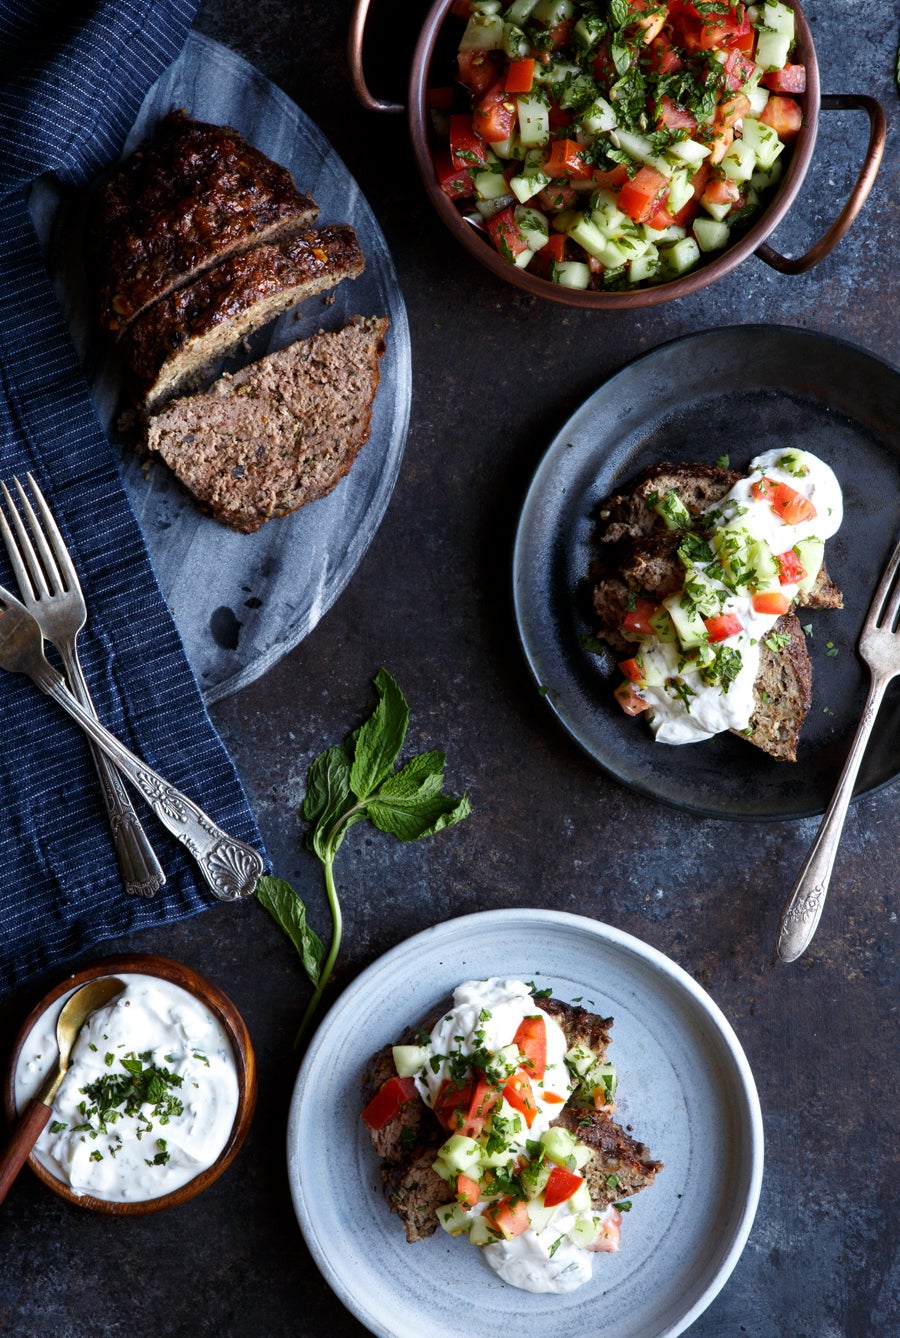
[145,315,388,532]
[552,1108,663,1207]
[122,224,365,414]
[588,460,842,762]
[91,109,318,334]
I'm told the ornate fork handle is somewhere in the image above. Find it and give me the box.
[36,666,264,901]
[776,673,889,962]
[62,645,165,898]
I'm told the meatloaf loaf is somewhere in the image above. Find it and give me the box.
[362,995,661,1245]
[121,224,366,414]
[145,315,388,533]
[588,461,843,761]
[91,109,319,334]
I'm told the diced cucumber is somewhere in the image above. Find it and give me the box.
[795,537,825,594]
[540,1125,578,1165]
[648,606,678,643]
[567,215,609,260]
[721,138,756,182]
[754,28,791,71]
[580,95,617,134]
[573,13,605,51]
[568,1215,600,1247]
[437,1202,472,1236]
[532,0,573,23]
[522,1161,552,1200]
[554,260,591,289]
[527,1200,557,1234]
[667,137,711,166]
[510,170,548,203]
[436,1134,483,1176]
[568,1182,592,1214]
[701,196,733,223]
[629,248,660,284]
[659,235,701,275]
[590,191,629,238]
[505,0,540,24]
[512,247,535,269]
[652,488,692,531]
[475,194,514,220]
[641,221,686,243]
[468,1214,494,1245]
[517,93,550,147]
[459,14,504,50]
[758,0,795,37]
[484,1040,522,1082]
[475,168,513,201]
[741,116,785,171]
[750,538,780,590]
[571,1142,594,1171]
[502,22,530,59]
[751,156,784,192]
[472,0,502,12]
[663,590,709,649]
[565,1044,595,1077]
[611,129,673,178]
[666,167,694,215]
[747,84,770,116]
[692,216,730,252]
[391,1044,428,1077]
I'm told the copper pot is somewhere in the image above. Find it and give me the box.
[349,0,885,308]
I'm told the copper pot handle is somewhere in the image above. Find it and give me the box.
[348,0,405,113]
[756,93,886,275]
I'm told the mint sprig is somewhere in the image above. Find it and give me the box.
[256,669,471,1043]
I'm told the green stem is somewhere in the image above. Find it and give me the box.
[295,851,343,1045]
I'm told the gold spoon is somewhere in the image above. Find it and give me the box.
[0,976,125,1205]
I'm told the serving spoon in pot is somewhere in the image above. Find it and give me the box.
[0,976,125,1205]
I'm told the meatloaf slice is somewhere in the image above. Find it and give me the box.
[145,315,388,532]
[745,612,813,761]
[91,109,318,334]
[552,1108,663,1207]
[122,224,365,414]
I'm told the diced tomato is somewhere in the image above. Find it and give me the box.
[486,205,530,261]
[750,476,776,502]
[361,1075,418,1130]
[433,1077,474,1131]
[716,92,751,127]
[449,114,488,170]
[618,165,669,222]
[701,174,742,210]
[588,1207,622,1252]
[505,57,535,93]
[474,80,517,144]
[670,162,711,226]
[614,681,651,716]
[762,64,807,94]
[759,94,803,141]
[456,1173,480,1207]
[544,20,573,53]
[544,138,592,180]
[456,48,499,98]
[529,232,566,278]
[622,598,660,636]
[657,94,697,133]
[484,1195,530,1240]
[752,477,817,524]
[450,0,473,17]
[752,591,791,615]
[776,549,807,585]
[433,148,476,200]
[543,1165,585,1208]
[542,1090,566,1104]
[503,1070,538,1127]
[703,123,735,164]
[458,1074,500,1140]
[721,48,758,92]
[627,0,666,43]
[671,3,751,53]
[618,656,645,685]
[591,164,629,189]
[513,1015,547,1081]
[647,32,682,75]
[645,201,675,231]
[704,612,743,642]
[547,101,574,130]
[427,86,456,112]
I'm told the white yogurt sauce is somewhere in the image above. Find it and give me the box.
[14,973,239,1202]
[637,448,842,744]
[420,979,618,1294]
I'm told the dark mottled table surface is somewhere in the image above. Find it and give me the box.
[1,3,897,1335]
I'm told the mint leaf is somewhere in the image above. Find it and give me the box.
[376,749,447,802]
[368,792,472,842]
[302,742,352,830]
[349,667,408,799]
[256,875,325,985]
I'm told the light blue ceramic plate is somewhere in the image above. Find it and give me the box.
[32,31,411,704]
[287,909,763,1338]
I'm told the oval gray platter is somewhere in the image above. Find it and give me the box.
[30,31,411,704]
[513,326,900,821]
[288,909,764,1338]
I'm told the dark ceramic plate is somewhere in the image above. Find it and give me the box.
[513,326,900,821]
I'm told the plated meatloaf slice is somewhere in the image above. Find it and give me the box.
[122,224,365,414]
[362,996,658,1245]
[588,461,842,762]
[146,315,388,532]
[91,109,318,334]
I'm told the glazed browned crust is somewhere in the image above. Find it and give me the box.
[588,460,841,761]
[146,315,388,533]
[122,224,366,413]
[552,1107,663,1206]
[91,109,318,334]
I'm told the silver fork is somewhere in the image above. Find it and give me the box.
[0,475,165,898]
[777,537,900,962]
[0,586,264,901]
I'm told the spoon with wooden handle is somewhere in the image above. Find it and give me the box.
[0,976,125,1204]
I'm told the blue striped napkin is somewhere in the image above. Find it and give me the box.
[0,0,267,994]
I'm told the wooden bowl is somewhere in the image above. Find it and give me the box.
[349,0,885,308]
[4,953,256,1215]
